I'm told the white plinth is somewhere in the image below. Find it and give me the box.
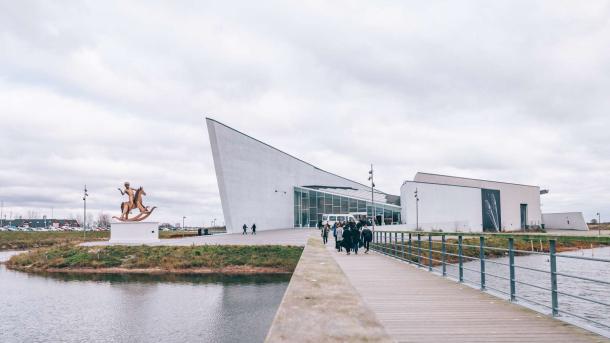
[110,221,160,243]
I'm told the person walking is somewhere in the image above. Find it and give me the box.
[336,224,344,252]
[242,224,248,235]
[342,225,352,255]
[362,225,372,253]
[352,226,361,255]
[333,222,338,249]
[321,223,329,244]
[251,223,256,235]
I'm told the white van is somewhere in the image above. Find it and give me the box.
[322,214,357,227]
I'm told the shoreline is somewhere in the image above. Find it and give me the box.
[6,265,293,275]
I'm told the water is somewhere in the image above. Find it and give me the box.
[0,251,290,343]
[444,247,610,336]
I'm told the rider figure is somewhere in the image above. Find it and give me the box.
[118,182,135,219]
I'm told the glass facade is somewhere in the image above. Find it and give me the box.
[293,186,401,227]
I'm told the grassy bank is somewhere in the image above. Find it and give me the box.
[0,230,224,251]
[6,245,304,274]
[0,231,109,251]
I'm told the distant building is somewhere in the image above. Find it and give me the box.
[206,118,583,234]
[402,173,542,232]
[207,118,400,234]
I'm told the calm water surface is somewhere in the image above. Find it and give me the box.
[0,251,290,343]
[445,246,610,336]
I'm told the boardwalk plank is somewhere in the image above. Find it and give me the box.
[328,245,608,343]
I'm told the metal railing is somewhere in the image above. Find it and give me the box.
[370,230,610,334]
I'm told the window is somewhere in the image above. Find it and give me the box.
[349,198,357,212]
[358,200,366,212]
[323,215,328,221]
[338,216,345,221]
[330,216,336,221]
[324,194,332,214]
[340,197,348,213]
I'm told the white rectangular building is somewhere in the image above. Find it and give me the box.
[401,173,542,232]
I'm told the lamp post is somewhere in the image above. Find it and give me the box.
[83,185,88,239]
[597,212,601,236]
[182,216,186,230]
[414,188,419,230]
[368,164,375,230]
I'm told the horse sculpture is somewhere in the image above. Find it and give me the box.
[113,184,156,222]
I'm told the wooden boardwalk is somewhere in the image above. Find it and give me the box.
[328,245,608,343]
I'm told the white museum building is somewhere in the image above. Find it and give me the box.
[206,118,587,234]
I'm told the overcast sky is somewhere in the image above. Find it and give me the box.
[1,1,610,226]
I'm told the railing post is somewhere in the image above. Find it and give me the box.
[441,235,447,276]
[394,232,398,257]
[408,233,412,262]
[428,234,433,271]
[401,232,405,259]
[458,235,464,282]
[417,234,422,266]
[508,237,516,301]
[384,232,387,255]
[480,236,486,290]
[550,239,559,316]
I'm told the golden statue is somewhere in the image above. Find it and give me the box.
[112,182,156,221]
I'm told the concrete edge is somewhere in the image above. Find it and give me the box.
[265,234,393,343]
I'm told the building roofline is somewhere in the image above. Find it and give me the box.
[542,212,584,215]
[402,180,481,190]
[206,117,396,196]
[415,172,540,189]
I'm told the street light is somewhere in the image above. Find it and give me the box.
[368,164,375,230]
[414,188,420,230]
[83,185,88,239]
[182,216,186,230]
[597,212,601,236]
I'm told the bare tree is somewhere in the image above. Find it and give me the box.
[97,212,111,229]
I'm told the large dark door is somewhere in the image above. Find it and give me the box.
[481,189,501,232]
[520,204,528,229]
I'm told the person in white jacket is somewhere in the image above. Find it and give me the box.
[335,224,344,252]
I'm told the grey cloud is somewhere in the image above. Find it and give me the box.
[1,1,610,223]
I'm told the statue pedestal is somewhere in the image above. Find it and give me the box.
[110,221,160,243]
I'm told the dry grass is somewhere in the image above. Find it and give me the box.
[6,244,304,274]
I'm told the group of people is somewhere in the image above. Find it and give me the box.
[320,220,373,255]
[242,223,256,235]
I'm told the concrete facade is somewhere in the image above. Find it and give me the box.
[403,173,542,232]
[401,181,483,232]
[542,212,589,231]
[207,118,383,234]
[206,118,552,234]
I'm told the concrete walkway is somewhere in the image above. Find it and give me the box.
[327,245,608,343]
[82,228,315,247]
[266,235,392,342]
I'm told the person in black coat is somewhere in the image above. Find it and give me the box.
[242,224,248,235]
[362,226,373,253]
[251,223,256,235]
[342,227,352,255]
[351,227,361,254]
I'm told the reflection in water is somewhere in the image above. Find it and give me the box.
[0,262,290,343]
